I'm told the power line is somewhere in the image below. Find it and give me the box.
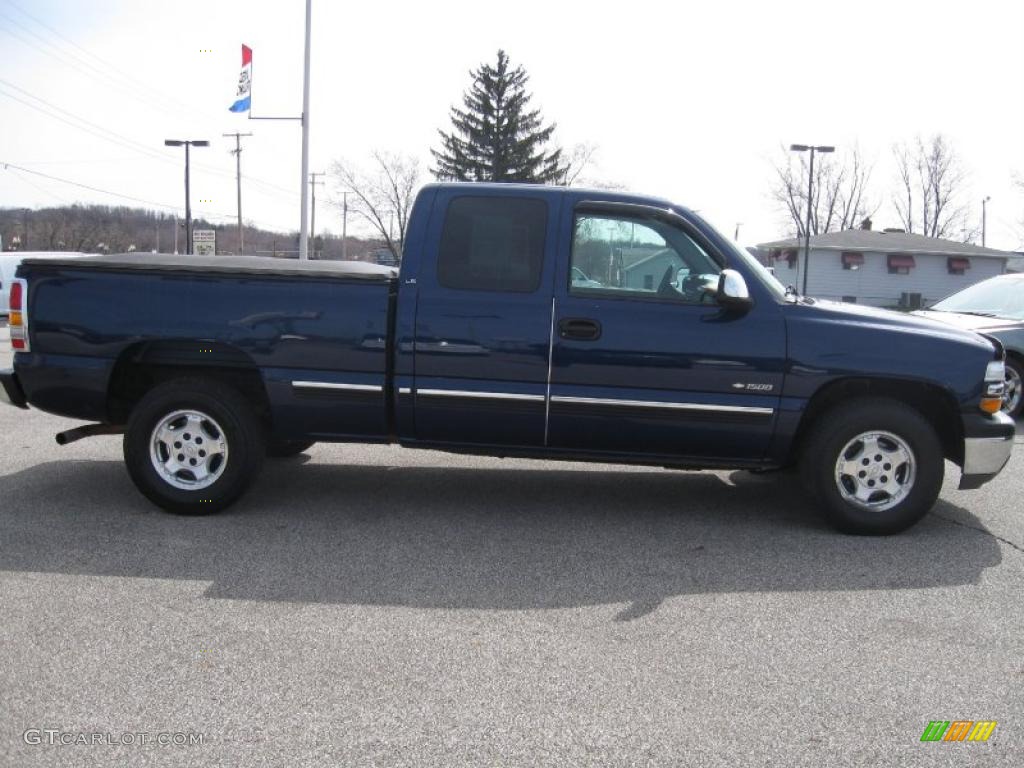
[0,2,194,118]
[0,80,177,165]
[0,161,284,229]
[6,166,71,205]
[2,160,184,211]
[0,80,300,202]
[2,0,194,110]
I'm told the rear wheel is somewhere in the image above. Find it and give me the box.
[799,398,944,535]
[124,378,265,514]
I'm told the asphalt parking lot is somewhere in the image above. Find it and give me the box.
[1,328,1022,767]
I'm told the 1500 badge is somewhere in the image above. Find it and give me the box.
[732,383,774,392]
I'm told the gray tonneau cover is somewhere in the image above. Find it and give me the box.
[19,253,397,281]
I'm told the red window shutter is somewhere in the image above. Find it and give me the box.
[841,251,864,267]
[948,257,970,271]
[887,254,916,269]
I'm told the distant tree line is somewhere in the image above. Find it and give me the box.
[0,204,386,260]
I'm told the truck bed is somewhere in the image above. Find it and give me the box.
[15,253,398,440]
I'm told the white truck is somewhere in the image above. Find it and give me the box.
[0,252,87,317]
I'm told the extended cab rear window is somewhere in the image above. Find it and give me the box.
[437,196,547,293]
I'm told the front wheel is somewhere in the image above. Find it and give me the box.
[799,398,944,535]
[123,378,265,515]
[1003,357,1022,419]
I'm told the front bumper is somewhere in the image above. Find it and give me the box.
[0,368,28,409]
[959,411,1015,490]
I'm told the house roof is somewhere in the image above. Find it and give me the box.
[757,229,1011,259]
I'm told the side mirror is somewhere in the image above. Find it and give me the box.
[716,269,753,310]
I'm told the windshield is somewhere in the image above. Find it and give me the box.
[931,277,1024,321]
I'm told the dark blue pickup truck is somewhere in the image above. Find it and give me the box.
[1,183,1015,534]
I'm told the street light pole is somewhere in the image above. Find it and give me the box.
[165,139,210,255]
[790,143,834,295]
[982,196,991,247]
[298,0,312,259]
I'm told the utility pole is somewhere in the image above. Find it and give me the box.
[982,196,991,247]
[309,171,325,259]
[223,131,252,254]
[341,191,348,260]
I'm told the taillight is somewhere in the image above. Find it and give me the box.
[8,278,29,352]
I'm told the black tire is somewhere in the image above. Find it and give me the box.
[266,439,315,458]
[1003,357,1023,419]
[123,377,265,515]
[799,398,944,535]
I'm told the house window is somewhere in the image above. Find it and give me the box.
[900,292,923,310]
[887,254,915,275]
[841,251,864,270]
[947,257,970,275]
[770,248,798,269]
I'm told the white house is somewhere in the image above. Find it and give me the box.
[756,228,1010,309]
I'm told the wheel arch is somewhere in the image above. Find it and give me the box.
[107,340,271,427]
[790,376,964,466]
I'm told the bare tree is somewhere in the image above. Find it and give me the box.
[892,134,969,239]
[331,151,422,259]
[558,142,598,186]
[770,145,875,237]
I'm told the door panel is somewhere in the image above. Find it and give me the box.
[412,190,560,447]
[548,203,785,460]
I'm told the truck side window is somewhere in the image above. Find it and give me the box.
[570,214,721,303]
[437,196,547,293]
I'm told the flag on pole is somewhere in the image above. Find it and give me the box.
[229,44,252,113]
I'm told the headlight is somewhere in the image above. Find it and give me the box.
[981,360,1006,413]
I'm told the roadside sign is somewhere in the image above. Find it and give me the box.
[193,230,216,256]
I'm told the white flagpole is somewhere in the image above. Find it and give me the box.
[298,0,312,260]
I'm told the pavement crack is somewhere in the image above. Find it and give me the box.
[934,513,1024,554]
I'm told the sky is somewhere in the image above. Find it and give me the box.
[1,0,1023,250]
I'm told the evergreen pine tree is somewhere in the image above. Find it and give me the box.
[432,50,565,184]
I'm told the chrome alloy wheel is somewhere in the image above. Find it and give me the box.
[149,409,228,490]
[1004,364,1022,415]
[834,430,916,511]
